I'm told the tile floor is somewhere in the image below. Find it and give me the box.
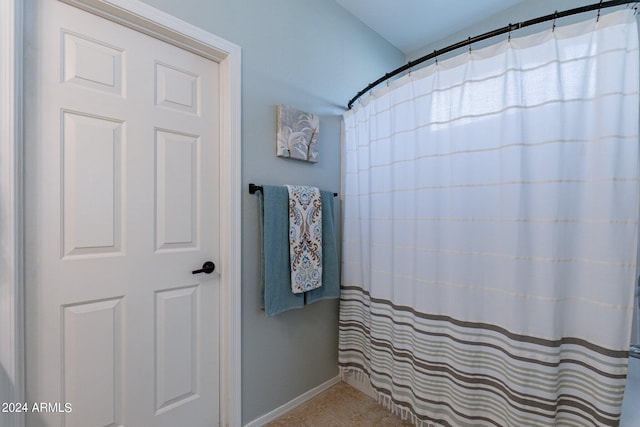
[265,381,415,426]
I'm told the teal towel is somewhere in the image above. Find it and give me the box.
[259,185,304,317]
[259,186,339,317]
[306,190,340,304]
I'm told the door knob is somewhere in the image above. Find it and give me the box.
[192,261,215,275]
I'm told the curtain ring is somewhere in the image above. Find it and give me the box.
[596,0,603,22]
[468,37,472,53]
[508,23,512,42]
[434,50,438,65]
[552,10,558,32]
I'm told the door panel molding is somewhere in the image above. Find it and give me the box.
[0,1,242,426]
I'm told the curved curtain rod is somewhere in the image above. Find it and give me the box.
[347,0,636,109]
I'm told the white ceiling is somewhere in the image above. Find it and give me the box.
[336,0,527,55]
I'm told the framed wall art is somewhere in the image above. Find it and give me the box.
[276,104,319,162]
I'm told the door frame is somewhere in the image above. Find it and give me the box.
[0,1,242,426]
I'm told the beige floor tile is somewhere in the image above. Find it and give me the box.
[265,382,415,427]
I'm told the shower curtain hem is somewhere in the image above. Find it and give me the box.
[339,366,444,427]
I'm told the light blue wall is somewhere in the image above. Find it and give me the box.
[138,0,404,423]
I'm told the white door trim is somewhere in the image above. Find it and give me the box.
[0,1,242,426]
[0,1,24,427]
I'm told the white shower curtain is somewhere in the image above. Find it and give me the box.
[340,10,639,427]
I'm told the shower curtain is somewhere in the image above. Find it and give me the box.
[340,10,639,427]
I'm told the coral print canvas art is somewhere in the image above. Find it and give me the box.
[276,104,319,162]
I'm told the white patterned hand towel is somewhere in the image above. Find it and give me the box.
[286,185,322,293]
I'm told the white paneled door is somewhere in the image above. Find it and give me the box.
[24,0,221,426]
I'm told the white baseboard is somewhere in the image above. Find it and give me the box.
[244,375,341,427]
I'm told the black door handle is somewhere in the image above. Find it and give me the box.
[192,261,215,275]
